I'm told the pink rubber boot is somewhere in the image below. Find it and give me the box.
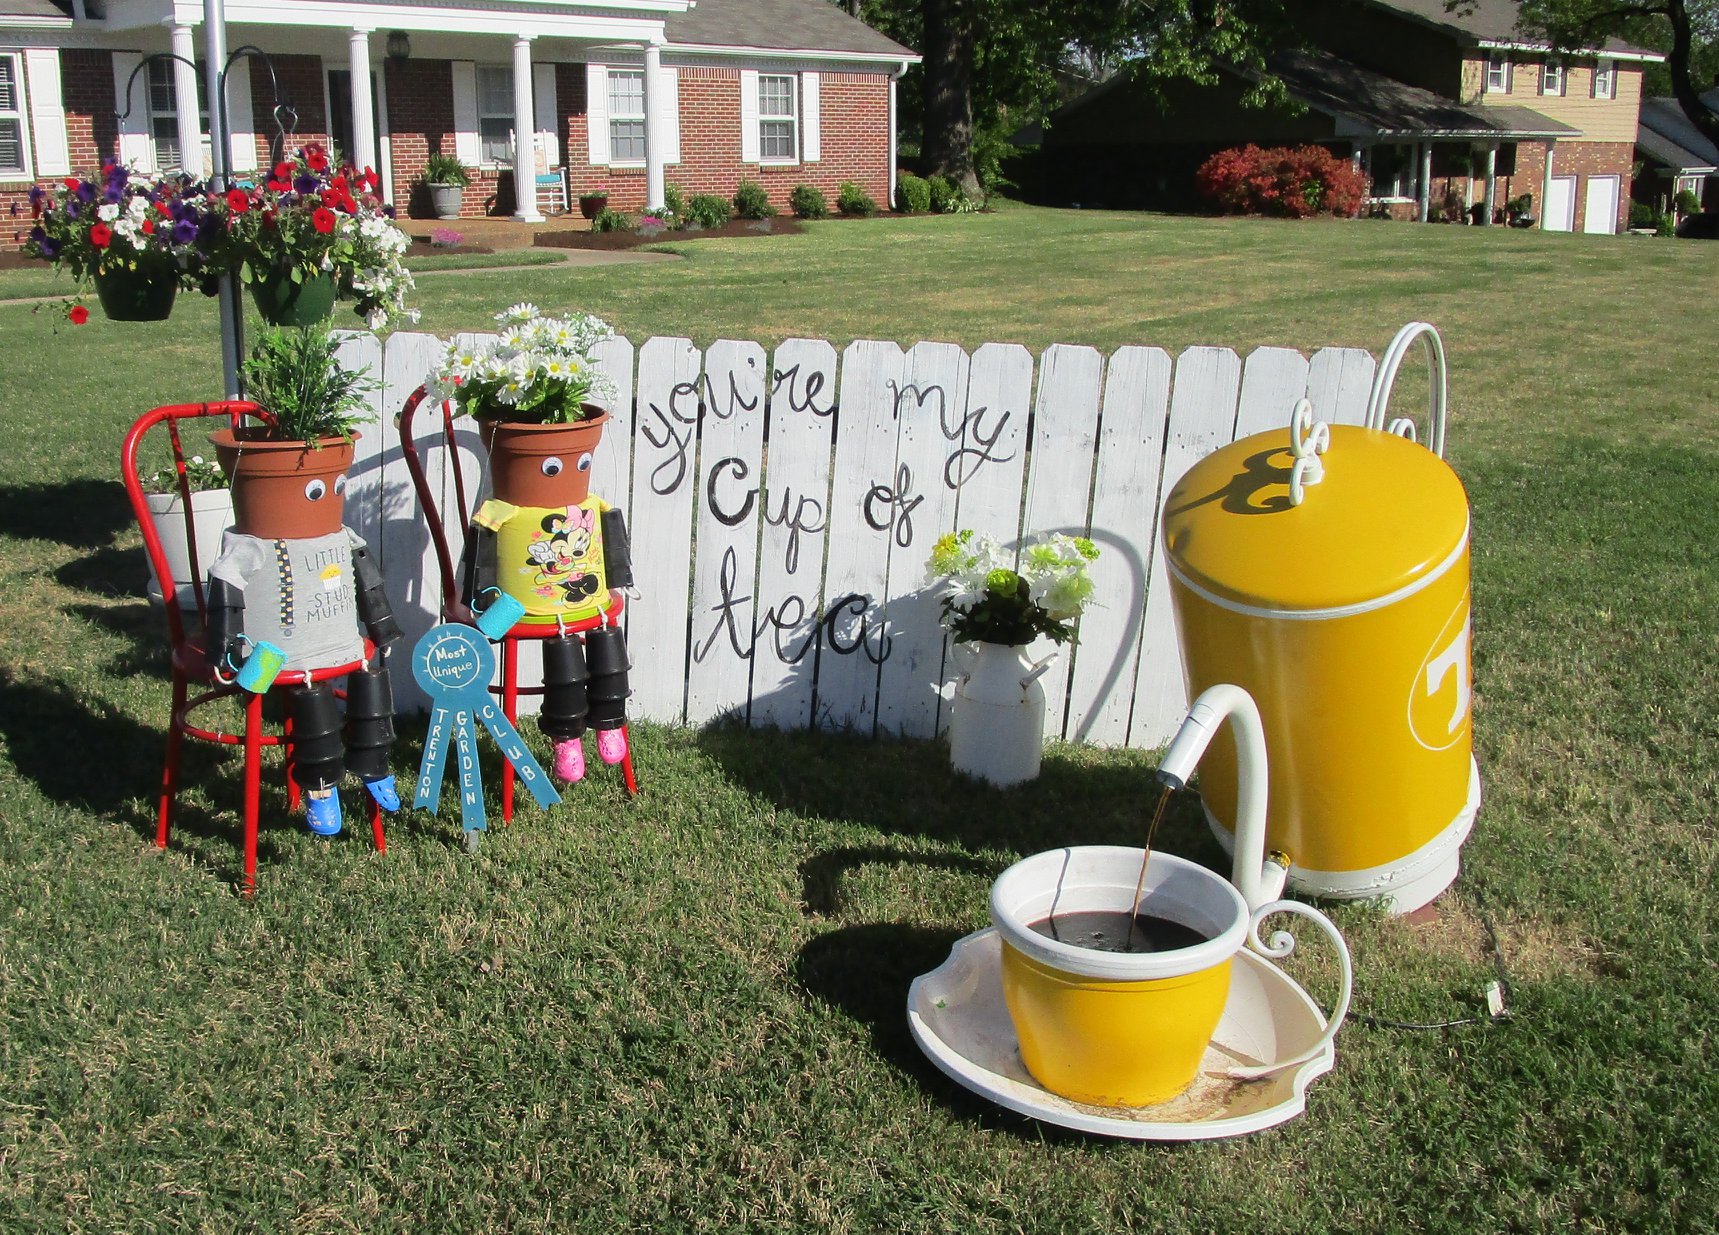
[553,737,586,783]
[597,727,628,766]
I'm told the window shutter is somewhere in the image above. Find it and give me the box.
[533,62,557,171]
[451,62,481,166]
[110,51,155,172]
[587,63,610,165]
[226,59,257,172]
[801,71,820,163]
[660,63,680,165]
[22,49,69,175]
[740,68,760,164]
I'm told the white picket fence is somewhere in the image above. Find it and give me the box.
[332,331,1407,749]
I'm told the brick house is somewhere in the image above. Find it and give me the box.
[1,0,916,241]
[1636,89,1719,217]
[1039,0,1661,233]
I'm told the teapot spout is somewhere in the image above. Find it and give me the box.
[1155,684,1274,911]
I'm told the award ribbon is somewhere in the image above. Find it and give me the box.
[411,623,560,838]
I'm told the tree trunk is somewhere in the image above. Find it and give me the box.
[921,0,982,196]
[1667,0,1719,152]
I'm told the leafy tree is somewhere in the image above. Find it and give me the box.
[836,0,1294,195]
[1472,1,1719,148]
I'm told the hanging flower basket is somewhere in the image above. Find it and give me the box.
[248,268,338,327]
[93,262,179,322]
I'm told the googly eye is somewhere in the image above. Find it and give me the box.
[541,456,565,477]
[333,473,348,496]
[305,478,328,501]
[576,453,593,473]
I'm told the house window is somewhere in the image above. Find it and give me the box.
[147,58,209,173]
[1367,144,1417,200]
[0,54,25,177]
[476,65,514,164]
[1485,52,1509,94]
[608,69,645,163]
[758,73,797,162]
[1541,63,1565,96]
[1592,59,1614,99]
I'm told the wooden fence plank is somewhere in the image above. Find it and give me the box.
[818,340,906,734]
[876,341,971,739]
[950,343,1032,545]
[628,336,704,724]
[686,340,768,726]
[589,335,636,523]
[1127,345,1242,748]
[1018,344,1104,741]
[1307,346,1378,427]
[1067,345,1173,746]
[751,339,838,731]
[1234,346,1311,440]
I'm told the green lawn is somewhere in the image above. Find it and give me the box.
[2,206,1717,1232]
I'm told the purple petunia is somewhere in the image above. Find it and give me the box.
[74,181,97,204]
[65,198,80,219]
[294,173,319,196]
[171,216,198,245]
[38,234,61,259]
[28,185,44,207]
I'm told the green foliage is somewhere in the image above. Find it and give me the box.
[683,193,732,228]
[895,173,932,213]
[789,184,829,219]
[1674,188,1702,215]
[836,181,880,218]
[241,324,377,443]
[928,174,977,214]
[591,206,634,233]
[421,153,471,187]
[732,180,777,220]
[662,183,687,220]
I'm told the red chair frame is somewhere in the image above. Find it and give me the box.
[123,401,385,894]
[397,385,639,821]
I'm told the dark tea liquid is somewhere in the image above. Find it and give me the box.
[1030,910,1210,954]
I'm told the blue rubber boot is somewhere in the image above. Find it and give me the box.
[306,788,343,836]
[363,774,400,812]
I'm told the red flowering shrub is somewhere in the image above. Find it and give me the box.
[1195,144,1369,219]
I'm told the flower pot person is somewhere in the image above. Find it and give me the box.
[203,326,404,835]
[926,531,1101,787]
[426,303,635,785]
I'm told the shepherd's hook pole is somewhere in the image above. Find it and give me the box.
[202,0,243,399]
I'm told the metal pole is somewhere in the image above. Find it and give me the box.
[202,0,243,398]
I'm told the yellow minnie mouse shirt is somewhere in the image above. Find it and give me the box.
[475,496,613,623]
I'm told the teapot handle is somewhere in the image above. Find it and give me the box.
[1228,899,1353,1081]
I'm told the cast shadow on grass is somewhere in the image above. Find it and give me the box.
[57,544,150,599]
[66,599,178,680]
[800,845,999,917]
[0,479,132,549]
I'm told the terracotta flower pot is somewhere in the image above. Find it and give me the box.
[479,409,607,508]
[94,263,179,322]
[210,427,357,539]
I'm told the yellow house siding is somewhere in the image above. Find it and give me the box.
[1474,58,1642,143]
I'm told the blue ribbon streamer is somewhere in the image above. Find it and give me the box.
[412,624,561,835]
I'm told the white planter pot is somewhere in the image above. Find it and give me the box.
[145,488,234,609]
[429,184,465,220]
[948,641,1055,788]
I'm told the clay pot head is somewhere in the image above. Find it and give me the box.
[480,410,607,508]
[211,428,356,539]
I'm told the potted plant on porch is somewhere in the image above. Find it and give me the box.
[927,530,1101,787]
[137,452,234,608]
[24,162,221,323]
[421,153,471,221]
[578,190,610,220]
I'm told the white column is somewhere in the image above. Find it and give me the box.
[512,35,543,221]
[643,41,664,211]
[168,22,203,177]
[888,70,899,208]
[1418,142,1433,221]
[1483,143,1498,225]
[1540,141,1556,230]
[347,29,377,173]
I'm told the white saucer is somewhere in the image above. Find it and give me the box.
[907,928,1336,1140]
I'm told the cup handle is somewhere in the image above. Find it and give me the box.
[1228,899,1353,1082]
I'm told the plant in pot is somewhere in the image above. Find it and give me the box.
[137,452,233,609]
[578,190,610,220]
[215,142,417,331]
[204,324,404,835]
[424,302,639,785]
[421,153,471,221]
[24,162,221,322]
[927,530,1101,787]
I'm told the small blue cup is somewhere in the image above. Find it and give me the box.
[474,588,526,640]
[231,637,287,693]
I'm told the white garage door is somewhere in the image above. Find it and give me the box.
[1545,176,1576,231]
[1583,175,1620,234]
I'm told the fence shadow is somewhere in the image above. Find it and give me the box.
[0,479,133,550]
